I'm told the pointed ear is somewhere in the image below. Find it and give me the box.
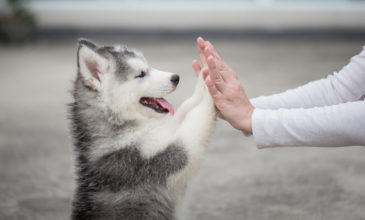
[77,39,108,91]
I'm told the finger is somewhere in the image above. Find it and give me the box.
[206,41,222,61]
[203,44,214,60]
[206,55,217,82]
[215,59,237,81]
[202,68,209,79]
[199,52,207,67]
[197,37,207,66]
[204,44,223,70]
[205,42,237,82]
[206,76,225,119]
[205,75,220,98]
[197,36,205,50]
[192,59,201,77]
[207,55,226,93]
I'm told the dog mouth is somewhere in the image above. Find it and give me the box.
[139,97,174,115]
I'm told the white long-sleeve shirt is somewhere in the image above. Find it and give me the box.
[250,46,365,148]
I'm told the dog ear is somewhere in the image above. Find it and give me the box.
[77,39,108,91]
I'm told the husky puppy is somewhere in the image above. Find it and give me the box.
[69,39,217,220]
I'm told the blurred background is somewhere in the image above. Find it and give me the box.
[1,0,365,219]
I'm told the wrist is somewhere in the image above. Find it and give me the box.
[237,106,254,135]
[245,106,254,135]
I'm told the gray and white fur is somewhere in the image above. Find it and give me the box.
[69,39,217,220]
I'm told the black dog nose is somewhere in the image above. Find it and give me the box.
[170,74,180,86]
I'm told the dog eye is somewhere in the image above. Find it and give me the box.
[135,71,146,78]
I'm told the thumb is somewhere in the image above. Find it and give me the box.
[192,60,201,77]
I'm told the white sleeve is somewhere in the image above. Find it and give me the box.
[252,101,365,148]
[250,46,365,109]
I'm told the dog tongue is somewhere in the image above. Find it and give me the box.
[156,98,174,115]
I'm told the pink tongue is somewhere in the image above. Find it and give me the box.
[156,98,174,115]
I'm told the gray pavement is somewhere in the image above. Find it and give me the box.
[0,37,365,220]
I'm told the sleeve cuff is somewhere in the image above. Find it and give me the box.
[252,108,281,149]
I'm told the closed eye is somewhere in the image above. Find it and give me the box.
[135,71,146,78]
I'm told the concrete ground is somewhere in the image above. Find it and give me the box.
[0,36,365,220]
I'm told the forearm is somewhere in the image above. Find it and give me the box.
[252,101,365,148]
[251,46,365,109]
[250,78,337,109]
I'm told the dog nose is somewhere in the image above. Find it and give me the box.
[170,74,180,86]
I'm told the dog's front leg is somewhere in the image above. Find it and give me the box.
[169,81,217,205]
[179,84,217,159]
[174,68,207,124]
[172,80,218,188]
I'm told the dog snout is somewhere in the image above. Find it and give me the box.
[170,74,180,86]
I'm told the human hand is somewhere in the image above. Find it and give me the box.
[192,37,255,134]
